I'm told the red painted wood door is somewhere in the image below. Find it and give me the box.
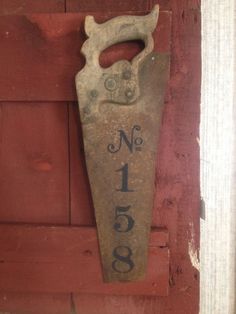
[0,1,200,313]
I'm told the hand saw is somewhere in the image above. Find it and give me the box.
[75,5,169,282]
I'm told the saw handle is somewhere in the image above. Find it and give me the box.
[81,5,159,68]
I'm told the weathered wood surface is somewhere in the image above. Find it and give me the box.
[0,2,70,314]
[0,0,65,14]
[0,0,200,313]
[0,292,71,314]
[66,0,171,12]
[0,102,70,224]
[66,0,152,12]
[0,225,169,295]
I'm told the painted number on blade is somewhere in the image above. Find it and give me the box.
[108,125,143,274]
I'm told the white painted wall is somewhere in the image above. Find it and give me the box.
[200,1,236,313]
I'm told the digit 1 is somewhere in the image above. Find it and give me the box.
[116,163,134,192]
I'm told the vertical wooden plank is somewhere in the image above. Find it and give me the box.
[69,102,96,225]
[200,1,236,313]
[149,1,200,312]
[0,102,69,224]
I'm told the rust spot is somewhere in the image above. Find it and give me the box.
[83,249,92,256]
[162,198,175,209]
[30,153,52,172]
[33,160,52,172]
[176,265,183,275]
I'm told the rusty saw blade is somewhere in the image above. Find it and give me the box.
[75,5,169,282]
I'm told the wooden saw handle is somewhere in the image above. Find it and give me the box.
[81,5,159,68]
